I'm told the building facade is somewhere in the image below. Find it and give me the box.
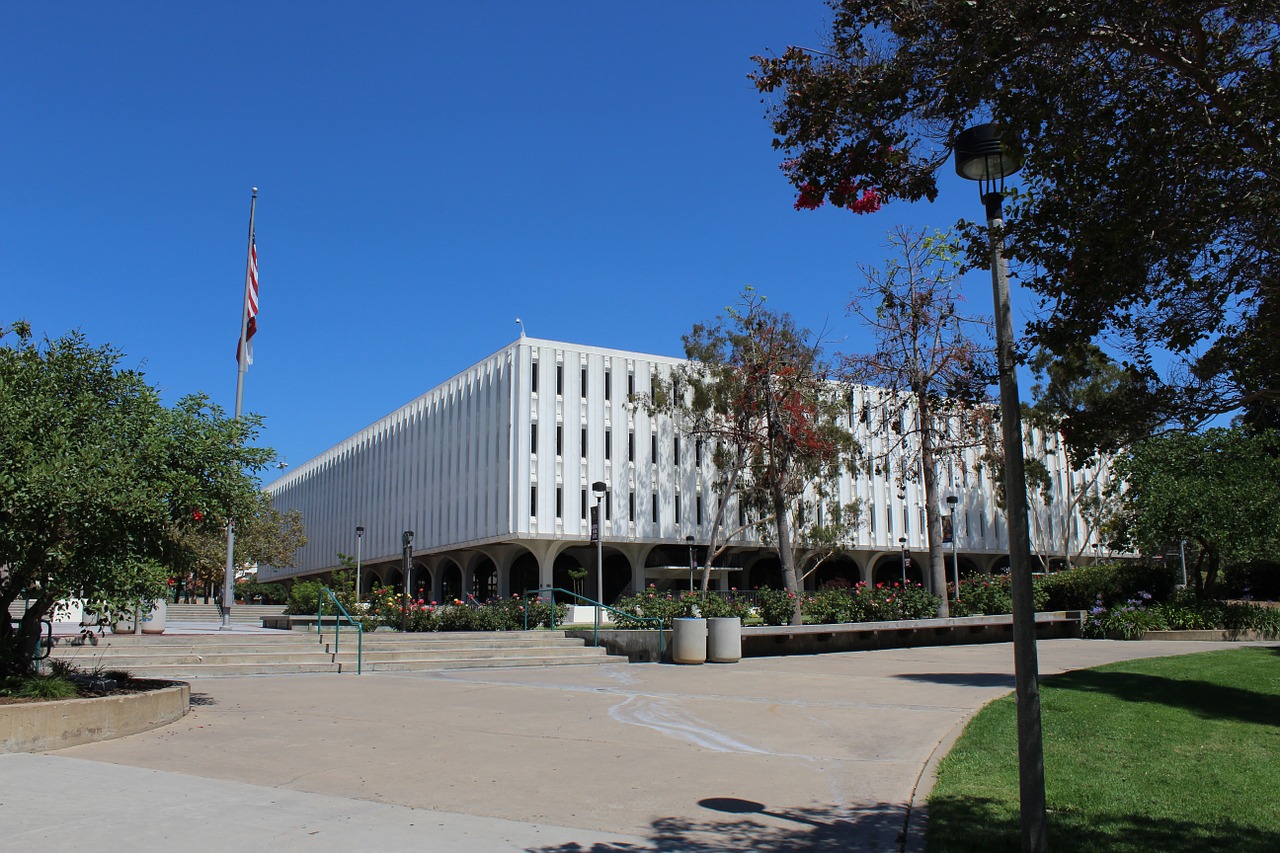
[263,337,1106,602]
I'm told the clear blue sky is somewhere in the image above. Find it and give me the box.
[3,1,1005,481]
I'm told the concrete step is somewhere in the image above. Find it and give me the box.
[50,630,626,677]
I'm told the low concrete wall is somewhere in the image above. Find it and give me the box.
[568,611,1083,663]
[1,682,190,754]
[1139,629,1278,642]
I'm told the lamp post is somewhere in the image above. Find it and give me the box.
[401,530,414,633]
[946,495,960,601]
[686,535,696,593]
[898,536,908,585]
[592,481,607,626]
[355,526,364,603]
[955,122,1047,852]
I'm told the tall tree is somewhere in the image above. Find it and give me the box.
[1111,427,1280,598]
[639,290,858,623]
[752,1,1279,437]
[0,323,274,673]
[843,227,993,615]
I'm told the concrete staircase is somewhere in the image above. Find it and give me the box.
[50,630,626,677]
[166,603,286,624]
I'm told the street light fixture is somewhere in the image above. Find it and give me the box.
[355,525,365,603]
[592,481,607,627]
[898,536,908,586]
[946,495,960,601]
[401,530,414,634]
[955,122,1047,852]
[686,535,696,593]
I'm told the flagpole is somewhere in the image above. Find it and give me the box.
[222,187,258,630]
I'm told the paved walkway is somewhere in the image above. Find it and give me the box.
[1,638,1260,852]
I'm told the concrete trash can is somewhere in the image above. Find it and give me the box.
[140,599,167,635]
[707,617,742,663]
[672,617,707,664]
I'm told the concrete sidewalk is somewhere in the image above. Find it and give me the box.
[2,638,1260,852]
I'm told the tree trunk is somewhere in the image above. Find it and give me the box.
[772,482,803,625]
[919,424,951,617]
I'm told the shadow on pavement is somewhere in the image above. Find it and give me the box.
[892,672,1016,688]
[526,801,907,852]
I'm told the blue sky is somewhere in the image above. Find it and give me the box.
[3,2,1005,481]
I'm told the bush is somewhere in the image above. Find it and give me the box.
[756,588,799,626]
[949,576,1050,616]
[1036,562,1177,610]
[1083,589,1280,640]
[284,580,326,615]
[611,587,698,629]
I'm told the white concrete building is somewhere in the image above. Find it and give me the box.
[262,337,1104,602]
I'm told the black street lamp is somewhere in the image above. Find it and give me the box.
[592,481,607,625]
[946,495,959,601]
[355,525,365,603]
[401,530,414,633]
[898,536,908,586]
[955,122,1048,853]
[686,535,696,592]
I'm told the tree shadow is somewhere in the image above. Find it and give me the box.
[1047,668,1278,727]
[188,692,217,706]
[525,800,908,852]
[927,794,1280,853]
[893,672,1016,688]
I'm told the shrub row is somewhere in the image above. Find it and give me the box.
[1085,589,1280,640]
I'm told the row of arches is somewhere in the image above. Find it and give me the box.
[343,542,1008,605]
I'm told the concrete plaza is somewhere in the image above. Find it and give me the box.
[0,638,1253,852]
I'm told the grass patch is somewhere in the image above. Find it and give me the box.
[928,646,1280,853]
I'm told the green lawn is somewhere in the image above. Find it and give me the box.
[927,646,1280,853]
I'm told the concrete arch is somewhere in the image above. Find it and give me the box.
[471,556,498,601]
[808,553,862,589]
[871,553,924,587]
[436,557,462,602]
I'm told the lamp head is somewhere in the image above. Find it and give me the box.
[946,496,958,506]
[954,123,1021,181]
[356,525,365,537]
[592,480,607,497]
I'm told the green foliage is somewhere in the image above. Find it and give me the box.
[755,588,799,626]
[236,580,287,605]
[0,323,274,675]
[358,587,566,632]
[752,3,1279,432]
[1035,562,1177,611]
[1083,589,1280,640]
[284,580,326,615]
[1112,429,1280,597]
[2,673,79,699]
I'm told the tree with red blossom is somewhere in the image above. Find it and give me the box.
[636,289,859,624]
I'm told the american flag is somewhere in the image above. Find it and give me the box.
[238,234,258,366]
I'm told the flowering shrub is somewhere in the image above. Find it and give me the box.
[358,588,565,632]
[1035,562,1177,610]
[948,576,1050,616]
[1083,590,1280,640]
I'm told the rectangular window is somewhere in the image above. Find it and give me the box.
[869,504,876,534]
[651,434,658,462]
[531,359,539,393]
[695,439,703,468]
[628,492,636,521]
[581,427,587,459]
[530,422,538,453]
[556,364,564,396]
[556,425,563,457]
[581,488,587,520]
[675,494,681,523]
[581,367,587,398]
[556,487,563,520]
[605,370,612,401]
[605,494,612,521]
[627,372,635,396]
[530,485,538,516]
[652,493,659,523]
[674,436,681,465]
[696,495,703,526]
[628,431,635,462]
[738,502,745,528]
[605,429,612,460]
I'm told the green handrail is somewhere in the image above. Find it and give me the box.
[317,588,363,675]
[522,587,665,661]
